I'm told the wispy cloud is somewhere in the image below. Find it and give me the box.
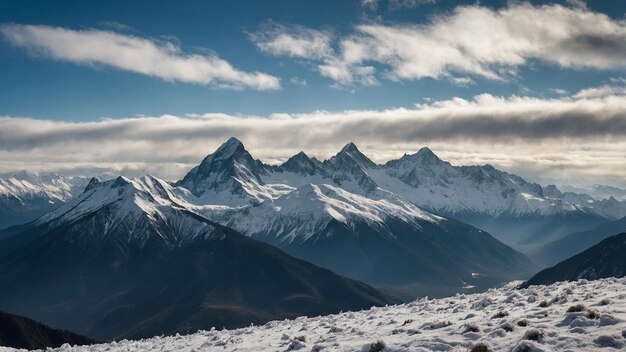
[361,0,435,11]
[388,0,436,10]
[252,3,626,87]
[250,22,333,61]
[0,24,280,90]
[251,22,377,86]
[1,90,626,185]
[573,79,626,99]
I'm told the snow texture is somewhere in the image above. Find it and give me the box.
[6,277,626,352]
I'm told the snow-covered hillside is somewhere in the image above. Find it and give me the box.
[208,183,443,244]
[12,277,626,351]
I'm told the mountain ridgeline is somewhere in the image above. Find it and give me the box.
[0,137,624,341]
[0,177,394,341]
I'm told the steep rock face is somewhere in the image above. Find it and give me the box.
[524,232,626,287]
[322,143,378,192]
[0,175,394,341]
[384,147,455,189]
[176,137,273,205]
[276,151,326,176]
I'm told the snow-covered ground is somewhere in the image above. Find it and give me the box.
[6,278,626,352]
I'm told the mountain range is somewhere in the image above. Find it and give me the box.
[1,137,625,340]
[0,176,393,340]
[3,139,624,252]
[0,172,89,231]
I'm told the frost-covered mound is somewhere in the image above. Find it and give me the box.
[16,277,626,352]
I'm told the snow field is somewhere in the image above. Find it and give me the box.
[10,277,626,352]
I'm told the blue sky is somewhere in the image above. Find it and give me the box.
[0,0,623,120]
[0,0,625,188]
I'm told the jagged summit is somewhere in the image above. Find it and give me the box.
[29,175,226,254]
[323,143,378,191]
[279,151,325,176]
[390,146,447,167]
[84,177,102,192]
[416,146,435,156]
[329,142,377,170]
[212,137,246,160]
[176,137,268,199]
[340,142,359,153]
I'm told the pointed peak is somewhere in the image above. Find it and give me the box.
[416,147,435,157]
[341,142,360,153]
[112,176,132,188]
[225,136,243,147]
[84,177,102,192]
[330,142,376,169]
[291,151,309,159]
[281,151,325,176]
[211,137,247,160]
[399,146,443,164]
[283,151,311,164]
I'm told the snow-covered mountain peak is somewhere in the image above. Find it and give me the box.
[389,147,450,170]
[33,175,224,250]
[415,146,437,159]
[278,151,326,176]
[0,173,92,229]
[320,143,379,192]
[331,142,377,170]
[176,137,271,201]
[211,136,247,161]
[340,142,359,153]
[84,177,102,192]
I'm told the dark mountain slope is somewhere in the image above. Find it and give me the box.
[215,183,537,296]
[524,232,626,287]
[0,310,94,350]
[0,176,394,341]
[531,216,626,266]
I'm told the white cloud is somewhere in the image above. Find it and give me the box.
[574,82,626,99]
[250,22,333,60]
[0,24,280,90]
[1,91,626,186]
[252,3,626,86]
[251,23,378,86]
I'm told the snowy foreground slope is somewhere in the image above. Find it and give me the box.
[10,278,626,352]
